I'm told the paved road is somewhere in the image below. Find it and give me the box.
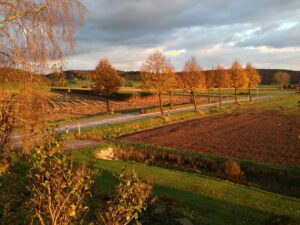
[58,93,292,132]
[11,93,293,147]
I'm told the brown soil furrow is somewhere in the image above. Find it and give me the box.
[118,111,300,167]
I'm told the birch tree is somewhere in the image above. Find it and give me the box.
[179,57,205,112]
[245,64,261,102]
[205,70,215,103]
[213,65,230,107]
[0,0,86,72]
[165,66,177,110]
[141,51,173,116]
[229,61,248,104]
[0,0,86,154]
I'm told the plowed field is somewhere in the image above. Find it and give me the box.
[47,92,220,121]
[118,111,300,167]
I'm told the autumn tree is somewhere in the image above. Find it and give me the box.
[1,1,87,222]
[179,57,205,112]
[273,72,291,89]
[141,51,174,116]
[92,59,123,113]
[165,67,177,110]
[245,64,261,102]
[205,69,215,103]
[213,65,230,107]
[0,0,86,72]
[0,0,86,154]
[229,61,248,104]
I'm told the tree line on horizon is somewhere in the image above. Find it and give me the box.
[44,66,298,87]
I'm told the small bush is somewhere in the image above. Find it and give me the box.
[224,160,244,183]
[98,167,153,225]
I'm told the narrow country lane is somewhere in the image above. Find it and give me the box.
[11,93,294,148]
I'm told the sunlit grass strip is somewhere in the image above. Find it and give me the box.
[72,94,298,139]
[79,110,218,138]
[73,147,300,225]
[90,141,300,198]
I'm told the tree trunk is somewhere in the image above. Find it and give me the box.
[169,91,173,110]
[106,95,110,113]
[249,87,252,102]
[191,90,197,111]
[158,92,164,116]
[234,88,238,104]
[219,87,222,107]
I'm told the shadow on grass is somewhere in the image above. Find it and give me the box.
[93,169,282,225]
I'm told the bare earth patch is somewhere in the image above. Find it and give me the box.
[118,111,300,167]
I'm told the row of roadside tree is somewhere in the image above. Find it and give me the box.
[92,51,262,115]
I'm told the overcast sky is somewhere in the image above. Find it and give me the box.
[66,0,300,71]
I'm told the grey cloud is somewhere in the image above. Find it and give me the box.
[238,24,300,48]
[77,0,300,48]
[66,0,300,70]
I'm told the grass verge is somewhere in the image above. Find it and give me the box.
[73,147,300,225]
[67,94,298,139]
[101,141,300,198]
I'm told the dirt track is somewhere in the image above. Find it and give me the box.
[118,111,300,167]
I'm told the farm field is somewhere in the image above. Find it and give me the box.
[73,148,300,225]
[2,1,300,225]
[69,94,300,225]
[118,95,300,167]
[46,87,292,121]
[46,91,224,121]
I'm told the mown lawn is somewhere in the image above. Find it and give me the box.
[73,147,300,225]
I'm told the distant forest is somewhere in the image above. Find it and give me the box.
[46,69,300,85]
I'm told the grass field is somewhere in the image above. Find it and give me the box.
[258,84,280,88]
[66,79,93,88]
[73,147,300,225]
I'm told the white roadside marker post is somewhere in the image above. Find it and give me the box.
[77,122,81,135]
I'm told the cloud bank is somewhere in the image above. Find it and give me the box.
[66,0,300,71]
